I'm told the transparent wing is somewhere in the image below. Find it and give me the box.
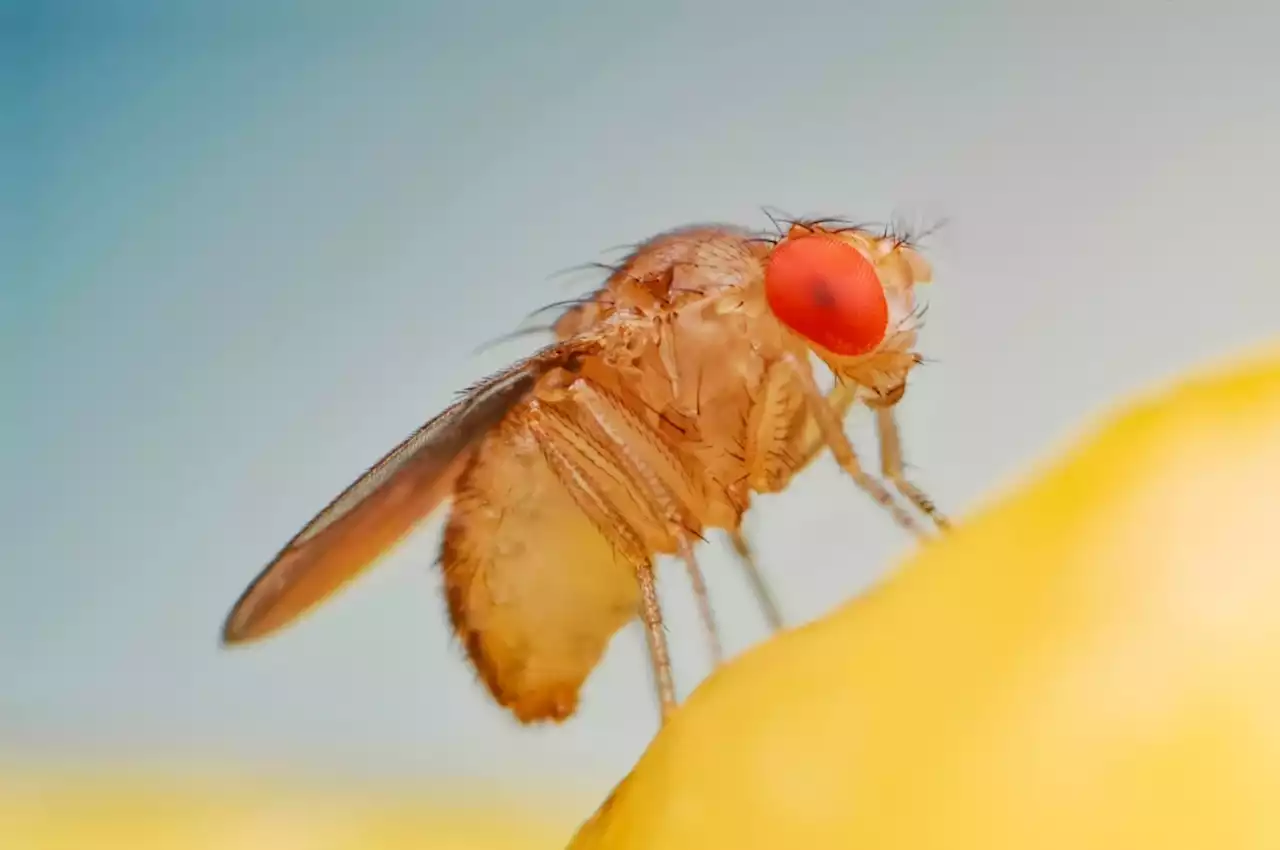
[221,340,594,644]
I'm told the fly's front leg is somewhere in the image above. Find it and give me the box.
[570,382,725,671]
[873,405,951,531]
[530,414,679,723]
[734,370,862,631]
[790,379,949,530]
[781,354,927,539]
[785,380,859,473]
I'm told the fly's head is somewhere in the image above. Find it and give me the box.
[762,220,935,404]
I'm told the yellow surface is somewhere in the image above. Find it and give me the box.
[572,342,1280,849]
[7,343,1280,850]
[0,772,577,849]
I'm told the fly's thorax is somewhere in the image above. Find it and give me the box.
[530,365,580,405]
[699,282,793,363]
[551,225,766,343]
[553,297,606,340]
[607,290,774,531]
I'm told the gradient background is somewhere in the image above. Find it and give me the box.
[4,0,1278,802]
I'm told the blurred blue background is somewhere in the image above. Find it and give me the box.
[4,0,1278,795]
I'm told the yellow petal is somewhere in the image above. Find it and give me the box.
[571,341,1280,850]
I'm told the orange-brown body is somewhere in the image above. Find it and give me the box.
[222,219,943,725]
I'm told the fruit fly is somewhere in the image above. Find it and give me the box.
[221,217,949,725]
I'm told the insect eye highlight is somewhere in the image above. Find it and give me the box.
[764,234,888,356]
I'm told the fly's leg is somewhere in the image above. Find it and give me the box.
[785,380,859,473]
[873,405,951,531]
[680,539,723,666]
[725,528,785,632]
[781,354,927,539]
[530,415,679,722]
[790,381,950,531]
[633,553,677,723]
[570,382,725,670]
[733,371,861,631]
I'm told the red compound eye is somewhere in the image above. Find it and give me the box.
[764,234,888,356]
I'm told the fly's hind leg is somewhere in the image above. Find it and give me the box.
[568,382,725,670]
[873,405,951,531]
[539,381,726,720]
[530,414,679,723]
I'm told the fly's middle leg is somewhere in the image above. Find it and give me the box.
[724,527,785,632]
